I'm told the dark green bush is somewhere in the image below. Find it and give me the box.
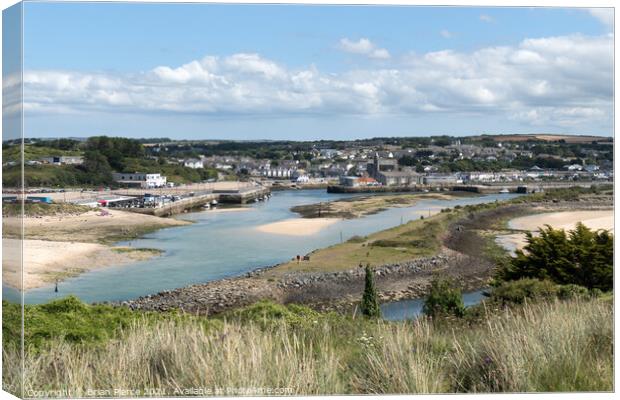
[488,279,559,305]
[557,284,589,300]
[423,277,465,318]
[497,223,613,291]
[347,235,367,243]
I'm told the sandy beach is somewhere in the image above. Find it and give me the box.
[2,207,186,290]
[3,208,189,243]
[509,210,614,232]
[497,210,614,252]
[2,239,162,290]
[256,218,338,236]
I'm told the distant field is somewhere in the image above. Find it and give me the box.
[477,134,611,143]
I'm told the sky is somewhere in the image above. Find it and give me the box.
[3,2,615,140]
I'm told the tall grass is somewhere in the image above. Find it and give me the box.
[450,299,613,392]
[3,298,612,396]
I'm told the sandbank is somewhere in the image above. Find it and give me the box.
[497,210,613,253]
[2,239,161,290]
[256,218,338,236]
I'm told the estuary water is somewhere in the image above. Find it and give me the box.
[5,190,519,304]
[381,289,487,321]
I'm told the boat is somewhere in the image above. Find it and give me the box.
[203,203,211,209]
[499,188,510,193]
[210,199,218,205]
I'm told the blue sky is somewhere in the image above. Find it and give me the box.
[7,2,615,139]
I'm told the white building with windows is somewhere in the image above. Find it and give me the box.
[183,158,204,169]
[112,173,167,188]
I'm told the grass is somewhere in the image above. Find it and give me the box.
[2,203,91,218]
[2,297,205,351]
[2,296,612,396]
[264,211,458,276]
[2,145,82,163]
[291,192,473,219]
[2,164,87,188]
[111,247,163,256]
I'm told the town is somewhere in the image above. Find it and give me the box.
[2,134,613,206]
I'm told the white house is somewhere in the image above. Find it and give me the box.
[295,175,310,183]
[183,158,204,169]
[112,173,167,189]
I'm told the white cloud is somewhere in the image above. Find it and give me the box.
[479,14,494,23]
[338,38,391,60]
[588,8,614,29]
[15,33,612,132]
[440,30,453,39]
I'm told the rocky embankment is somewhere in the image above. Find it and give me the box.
[119,252,486,315]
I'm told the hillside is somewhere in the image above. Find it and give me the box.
[2,293,612,395]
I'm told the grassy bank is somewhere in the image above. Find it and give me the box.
[266,210,459,275]
[291,192,473,219]
[3,295,612,396]
[2,202,91,218]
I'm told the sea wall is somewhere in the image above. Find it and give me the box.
[117,253,481,315]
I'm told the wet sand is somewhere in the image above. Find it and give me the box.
[2,208,183,290]
[255,218,338,236]
[3,208,189,243]
[2,239,161,290]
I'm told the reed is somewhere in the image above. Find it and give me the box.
[3,297,612,396]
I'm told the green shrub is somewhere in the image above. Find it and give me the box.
[231,300,321,327]
[488,279,559,306]
[497,223,613,291]
[2,296,191,351]
[361,264,381,318]
[557,284,589,300]
[347,235,367,243]
[423,277,465,318]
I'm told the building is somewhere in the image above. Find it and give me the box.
[377,171,422,186]
[183,158,204,169]
[423,174,461,186]
[368,152,421,186]
[340,176,360,187]
[112,173,167,189]
[357,177,379,186]
[41,155,84,165]
[319,149,341,159]
[261,167,296,179]
[367,152,397,177]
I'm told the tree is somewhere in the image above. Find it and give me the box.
[361,264,381,318]
[433,136,452,147]
[80,150,113,185]
[398,155,416,166]
[423,277,465,318]
[498,223,613,291]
